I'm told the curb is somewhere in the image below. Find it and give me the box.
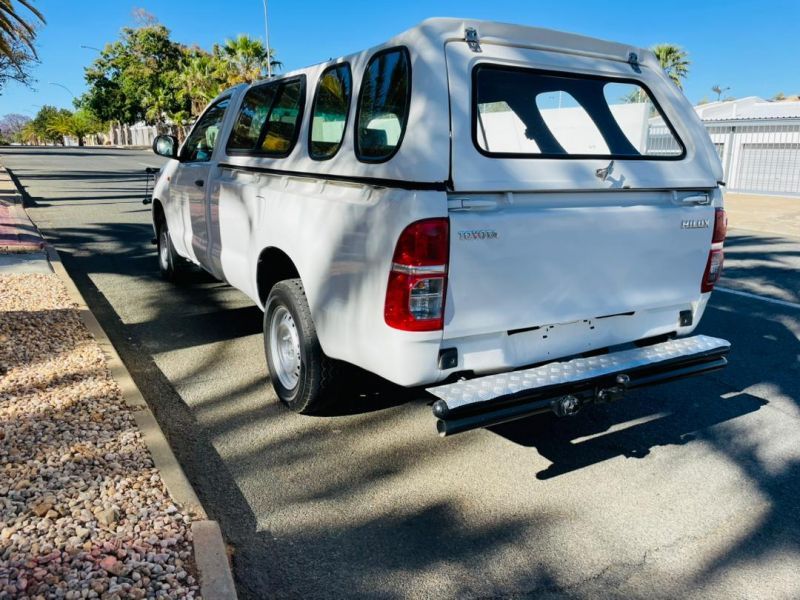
[45,244,207,518]
[1,161,238,599]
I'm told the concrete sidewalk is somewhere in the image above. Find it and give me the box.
[726,192,800,238]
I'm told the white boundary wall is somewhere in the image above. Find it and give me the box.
[648,117,800,196]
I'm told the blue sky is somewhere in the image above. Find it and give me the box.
[1,0,797,116]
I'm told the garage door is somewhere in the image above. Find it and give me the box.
[736,143,800,194]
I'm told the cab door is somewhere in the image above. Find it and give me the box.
[172,97,230,268]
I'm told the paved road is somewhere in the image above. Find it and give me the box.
[3,146,799,599]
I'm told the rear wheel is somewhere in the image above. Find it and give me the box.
[264,278,341,414]
[156,217,189,282]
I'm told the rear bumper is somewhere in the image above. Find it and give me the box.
[427,335,730,436]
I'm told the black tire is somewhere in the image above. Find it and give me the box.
[156,217,189,282]
[263,278,340,414]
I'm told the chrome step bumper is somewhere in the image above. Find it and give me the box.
[427,335,730,436]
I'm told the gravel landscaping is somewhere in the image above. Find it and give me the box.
[0,273,200,599]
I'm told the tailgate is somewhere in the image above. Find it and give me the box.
[444,191,714,338]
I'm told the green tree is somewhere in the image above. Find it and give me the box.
[27,106,103,146]
[80,23,187,126]
[68,108,104,146]
[81,21,283,126]
[652,44,690,89]
[19,119,38,144]
[175,36,281,119]
[45,110,73,143]
[217,34,280,87]
[31,105,71,144]
[177,48,224,116]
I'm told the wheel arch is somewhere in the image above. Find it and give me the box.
[151,198,165,233]
[256,246,302,307]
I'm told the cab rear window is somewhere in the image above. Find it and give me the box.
[473,65,684,160]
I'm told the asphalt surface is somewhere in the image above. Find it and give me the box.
[2,146,799,599]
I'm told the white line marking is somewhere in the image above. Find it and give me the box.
[715,286,800,310]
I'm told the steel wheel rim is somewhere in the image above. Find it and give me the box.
[159,228,169,270]
[269,306,301,389]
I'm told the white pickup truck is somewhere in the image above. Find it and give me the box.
[149,18,730,435]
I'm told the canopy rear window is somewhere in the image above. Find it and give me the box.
[473,65,684,160]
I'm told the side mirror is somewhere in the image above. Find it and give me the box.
[153,134,179,159]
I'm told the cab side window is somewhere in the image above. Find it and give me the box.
[182,98,230,162]
[225,77,306,157]
[227,85,276,151]
[309,63,352,160]
[227,76,306,158]
[261,78,305,156]
[355,47,411,162]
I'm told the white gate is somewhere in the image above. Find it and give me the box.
[646,118,800,196]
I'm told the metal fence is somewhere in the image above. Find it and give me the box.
[648,118,800,197]
[705,119,800,196]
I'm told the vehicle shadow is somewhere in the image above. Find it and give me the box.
[490,383,766,480]
[325,365,427,416]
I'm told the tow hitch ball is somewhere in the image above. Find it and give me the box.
[551,394,582,417]
[551,374,631,417]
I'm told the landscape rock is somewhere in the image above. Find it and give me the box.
[0,274,201,599]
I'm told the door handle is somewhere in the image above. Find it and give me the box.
[672,191,710,205]
[194,179,204,187]
[448,197,498,211]
[680,194,710,205]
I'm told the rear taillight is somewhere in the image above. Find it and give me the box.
[702,249,724,293]
[712,208,727,243]
[701,208,727,293]
[385,218,449,331]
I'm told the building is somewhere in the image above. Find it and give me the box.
[695,97,800,196]
[648,96,800,197]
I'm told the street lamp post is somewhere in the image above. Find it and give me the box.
[262,0,272,77]
[48,82,76,99]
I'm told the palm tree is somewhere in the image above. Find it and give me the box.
[20,119,38,144]
[652,44,690,90]
[218,34,280,86]
[177,52,223,116]
[712,85,731,101]
[45,111,72,145]
[0,0,45,60]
